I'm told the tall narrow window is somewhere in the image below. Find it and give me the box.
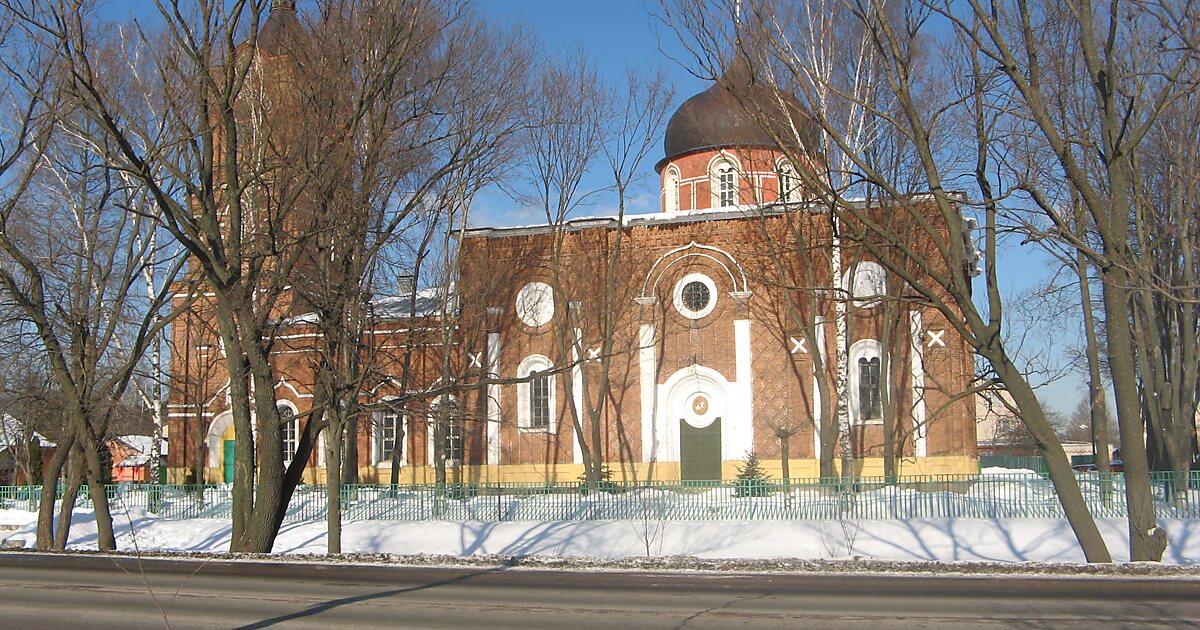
[517,354,556,431]
[718,165,737,206]
[858,357,882,421]
[445,416,463,464]
[664,167,680,212]
[777,160,797,202]
[279,404,298,464]
[376,410,404,465]
[530,371,551,429]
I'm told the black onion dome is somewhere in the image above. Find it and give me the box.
[258,1,306,57]
[658,55,817,171]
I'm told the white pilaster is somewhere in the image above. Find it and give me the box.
[486,332,501,465]
[571,327,584,465]
[732,318,754,458]
[638,323,658,463]
[910,310,927,457]
[813,316,826,456]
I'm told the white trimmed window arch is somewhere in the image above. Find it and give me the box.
[517,354,556,432]
[709,155,739,208]
[373,399,407,468]
[664,165,681,212]
[776,158,798,203]
[277,400,300,465]
[848,339,885,425]
[844,261,887,308]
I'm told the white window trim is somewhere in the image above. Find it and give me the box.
[517,354,556,433]
[776,158,797,203]
[709,155,739,208]
[672,272,718,320]
[373,407,408,468]
[844,261,887,309]
[664,166,680,212]
[848,339,885,426]
[278,400,300,466]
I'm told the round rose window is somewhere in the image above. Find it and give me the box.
[681,281,711,313]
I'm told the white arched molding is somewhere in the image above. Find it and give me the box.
[708,153,740,208]
[205,411,234,469]
[373,399,408,468]
[656,364,751,462]
[517,354,556,432]
[640,241,749,301]
[663,165,681,213]
[844,261,887,308]
[848,339,885,425]
[776,157,798,203]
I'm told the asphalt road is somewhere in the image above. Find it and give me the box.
[0,553,1198,629]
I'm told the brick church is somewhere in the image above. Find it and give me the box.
[165,7,977,485]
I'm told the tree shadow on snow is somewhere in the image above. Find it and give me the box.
[854,518,1083,563]
[232,566,509,629]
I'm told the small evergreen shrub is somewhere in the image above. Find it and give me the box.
[734,451,771,497]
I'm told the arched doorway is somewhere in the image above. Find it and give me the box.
[663,365,729,481]
[205,412,234,484]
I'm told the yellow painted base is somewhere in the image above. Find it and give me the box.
[167,456,978,485]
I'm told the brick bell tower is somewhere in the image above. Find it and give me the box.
[656,54,819,213]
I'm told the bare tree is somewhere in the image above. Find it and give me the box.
[0,25,185,550]
[665,0,1117,561]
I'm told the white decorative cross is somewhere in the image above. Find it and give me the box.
[468,352,483,368]
[789,336,808,354]
[586,347,602,363]
[926,330,946,348]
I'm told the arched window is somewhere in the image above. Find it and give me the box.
[664,166,680,212]
[776,159,798,203]
[517,354,555,431]
[374,405,406,467]
[848,340,884,425]
[844,261,887,308]
[278,403,298,465]
[710,158,738,208]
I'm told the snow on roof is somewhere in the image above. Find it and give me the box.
[279,286,452,326]
[114,435,167,456]
[460,200,849,239]
[371,286,452,319]
[116,454,152,468]
[0,415,54,450]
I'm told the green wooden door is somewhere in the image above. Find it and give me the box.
[679,418,722,481]
[223,439,236,483]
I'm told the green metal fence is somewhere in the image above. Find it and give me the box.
[979,455,1049,474]
[3,472,1198,523]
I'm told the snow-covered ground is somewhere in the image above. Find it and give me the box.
[2,507,1198,564]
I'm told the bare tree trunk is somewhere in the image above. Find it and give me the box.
[1077,248,1110,477]
[1102,274,1168,561]
[36,430,74,551]
[53,447,84,551]
[326,412,343,555]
